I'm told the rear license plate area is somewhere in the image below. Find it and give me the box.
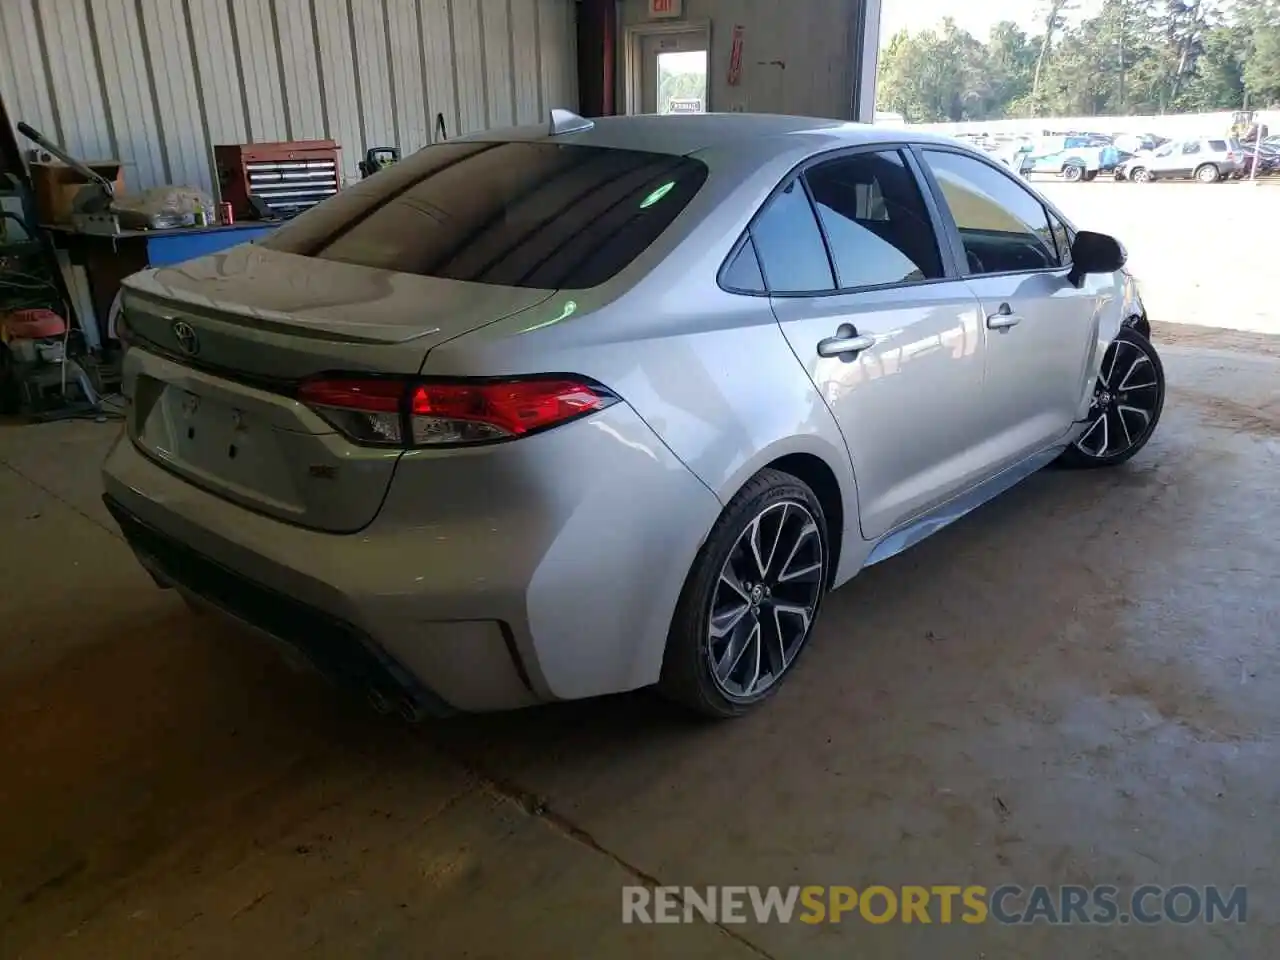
[135,379,301,508]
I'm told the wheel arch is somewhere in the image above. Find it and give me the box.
[1124,311,1151,341]
[709,429,864,588]
[763,452,845,588]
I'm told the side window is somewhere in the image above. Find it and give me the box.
[1182,141,1202,155]
[721,236,766,293]
[921,149,1058,275]
[1048,212,1072,265]
[750,180,834,293]
[803,150,944,289]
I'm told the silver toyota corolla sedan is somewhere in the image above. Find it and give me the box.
[104,112,1163,719]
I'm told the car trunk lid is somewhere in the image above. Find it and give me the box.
[120,245,554,532]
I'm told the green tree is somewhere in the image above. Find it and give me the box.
[876,19,991,122]
[877,0,1266,121]
[1178,23,1246,110]
[1238,0,1280,106]
[985,21,1038,114]
[1033,0,1078,104]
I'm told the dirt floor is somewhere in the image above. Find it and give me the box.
[1039,178,1280,336]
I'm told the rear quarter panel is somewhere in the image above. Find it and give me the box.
[421,138,868,582]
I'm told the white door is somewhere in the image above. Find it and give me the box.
[918,148,1102,472]
[638,31,708,114]
[759,149,991,540]
[1149,142,1185,176]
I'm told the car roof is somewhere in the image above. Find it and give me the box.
[458,111,968,159]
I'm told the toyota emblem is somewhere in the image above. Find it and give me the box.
[172,320,199,356]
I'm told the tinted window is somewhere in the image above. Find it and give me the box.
[721,236,765,292]
[751,179,834,293]
[803,151,943,289]
[1208,139,1228,152]
[1049,212,1072,265]
[1182,141,1201,155]
[922,150,1058,275]
[261,141,708,289]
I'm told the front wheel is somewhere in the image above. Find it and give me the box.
[1195,163,1220,183]
[1057,327,1165,469]
[1082,169,1099,182]
[1062,164,1084,182]
[659,469,829,718]
[1130,166,1151,183]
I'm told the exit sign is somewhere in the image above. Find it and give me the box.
[649,0,682,18]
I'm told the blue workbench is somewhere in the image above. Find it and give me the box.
[130,221,278,265]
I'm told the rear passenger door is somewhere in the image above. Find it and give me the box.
[758,148,991,541]
[917,148,1100,472]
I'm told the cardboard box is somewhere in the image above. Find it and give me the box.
[29,161,124,225]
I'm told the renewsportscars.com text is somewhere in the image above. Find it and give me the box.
[622,884,1247,926]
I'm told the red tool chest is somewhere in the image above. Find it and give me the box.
[214,140,341,220]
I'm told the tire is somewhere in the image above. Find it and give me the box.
[659,468,830,718]
[1130,166,1151,183]
[1057,327,1165,469]
[1195,163,1220,183]
[1062,164,1084,182]
[1082,169,1099,181]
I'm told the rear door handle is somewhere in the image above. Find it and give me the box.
[817,326,876,358]
[986,303,1022,331]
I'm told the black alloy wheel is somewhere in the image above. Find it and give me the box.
[1059,327,1165,468]
[660,469,829,718]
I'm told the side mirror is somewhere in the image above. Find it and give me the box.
[1069,230,1126,285]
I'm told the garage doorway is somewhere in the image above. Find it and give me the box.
[624,22,711,115]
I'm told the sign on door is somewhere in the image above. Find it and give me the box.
[649,0,683,19]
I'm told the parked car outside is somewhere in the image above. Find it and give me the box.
[1016,136,1124,181]
[1239,142,1280,176]
[1116,137,1245,182]
[103,114,1162,718]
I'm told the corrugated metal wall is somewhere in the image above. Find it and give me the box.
[0,0,579,193]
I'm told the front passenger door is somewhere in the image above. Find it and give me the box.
[761,149,989,541]
[918,148,1101,473]
[1173,140,1203,177]
[1149,143,1181,176]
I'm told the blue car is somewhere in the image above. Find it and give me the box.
[1013,138,1123,182]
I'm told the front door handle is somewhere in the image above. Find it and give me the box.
[986,303,1022,331]
[818,325,876,358]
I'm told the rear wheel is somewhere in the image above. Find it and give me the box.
[1195,163,1220,183]
[1062,164,1084,182]
[1058,327,1165,469]
[660,469,829,718]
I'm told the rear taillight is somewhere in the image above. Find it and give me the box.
[297,375,618,447]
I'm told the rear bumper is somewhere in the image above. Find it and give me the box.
[104,495,458,719]
[102,403,722,713]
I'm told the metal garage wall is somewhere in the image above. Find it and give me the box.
[619,0,874,121]
[0,0,579,193]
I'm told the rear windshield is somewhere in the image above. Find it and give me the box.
[1209,139,1228,151]
[260,140,708,289]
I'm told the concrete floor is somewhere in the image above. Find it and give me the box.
[2,329,1278,958]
